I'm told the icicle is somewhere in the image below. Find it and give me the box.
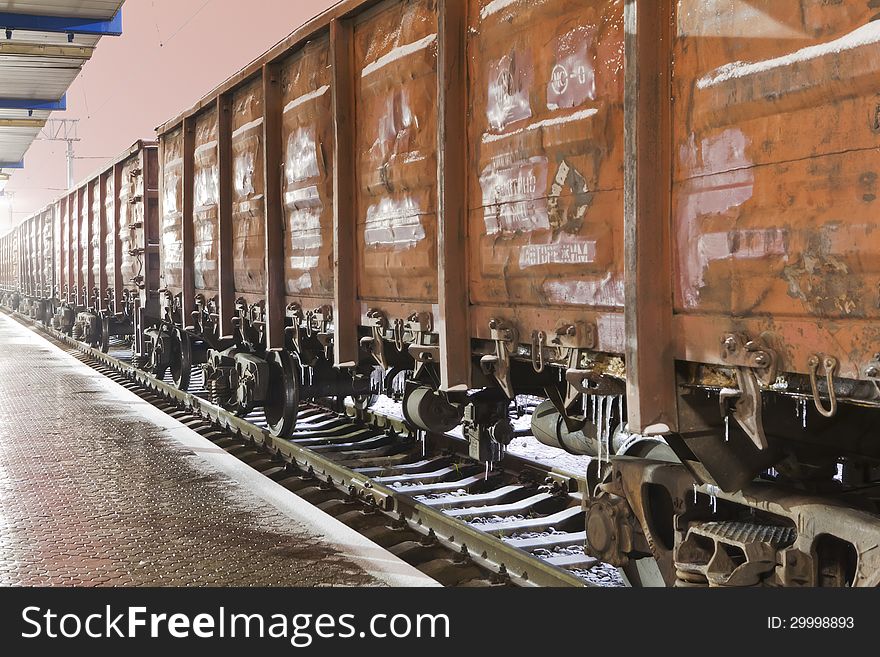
[603,396,614,448]
[693,483,698,504]
[484,461,489,481]
[711,495,717,513]
[802,399,807,429]
[724,414,729,442]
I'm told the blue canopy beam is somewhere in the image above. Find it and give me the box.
[0,10,122,36]
[0,96,67,111]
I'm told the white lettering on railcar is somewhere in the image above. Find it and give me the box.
[480,156,549,235]
[519,241,597,268]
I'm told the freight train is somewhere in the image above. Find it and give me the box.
[3,0,880,587]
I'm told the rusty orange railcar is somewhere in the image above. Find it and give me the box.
[147,0,880,586]
[49,141,160,359]
[8,206,54,323]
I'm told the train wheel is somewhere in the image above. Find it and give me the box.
[87,317,102,351]
[170,327,191,391]
[100,316,110,353]
[264,349,300,437]
[352,365,382,410]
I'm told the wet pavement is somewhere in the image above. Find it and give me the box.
[0,313,436,587]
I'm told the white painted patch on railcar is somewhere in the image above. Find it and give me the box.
[283,85,330,114]
[194,140,218,156]
[480,0,518,21]
[597,313,626,353]
[287,272,313,293]
[363,197,426,249]
[542,274,625,308]
[697,21,880,89]
[231,117,264,139]
[677,128,756,308]
[361,34,437,78]
[482,108,598,144]
[286,127,321,184]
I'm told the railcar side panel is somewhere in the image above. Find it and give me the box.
[118,153,140,294]
[672,1,880,378]
[143,145,161,304]
[193,108,220,295]
[58,198,67,301]
[466,0,625,349]
[40,208,53,300]
[90,179,102,301]
[79,187,89,302]
[280,36,335,303]
[354,0,439,304]
[70,192,79,302]
[160,129,185,296]
[231,79,266,298]
[20,220,30,298]
[104,170,117,298]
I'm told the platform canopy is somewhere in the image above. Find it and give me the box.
[0,1,123,175]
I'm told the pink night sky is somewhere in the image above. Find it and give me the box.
[4,0,339,226]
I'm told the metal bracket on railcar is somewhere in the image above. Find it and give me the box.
[362,308,390,369]
[405,312,437,378]
[552,323,599,408]
[308,305,333,357]
[862,354,880,399]
[193,293,209,334]
[285,302,306,353]
[231,298,265,349]
[718,333,778,451]
[480,318,519,399]
[159,289,176,323]
[286,302,332,357]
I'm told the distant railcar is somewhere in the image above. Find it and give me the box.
[50,141,160,357]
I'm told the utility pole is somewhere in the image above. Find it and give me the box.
[35,119,80,189]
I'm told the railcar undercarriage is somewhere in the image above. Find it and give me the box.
[137,302,880,587]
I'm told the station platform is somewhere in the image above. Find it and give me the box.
[0,313,437,587]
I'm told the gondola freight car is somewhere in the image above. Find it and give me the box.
[10,205,55,324]
[51,140,160,358]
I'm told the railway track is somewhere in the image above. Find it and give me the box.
[5,310,622,588]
